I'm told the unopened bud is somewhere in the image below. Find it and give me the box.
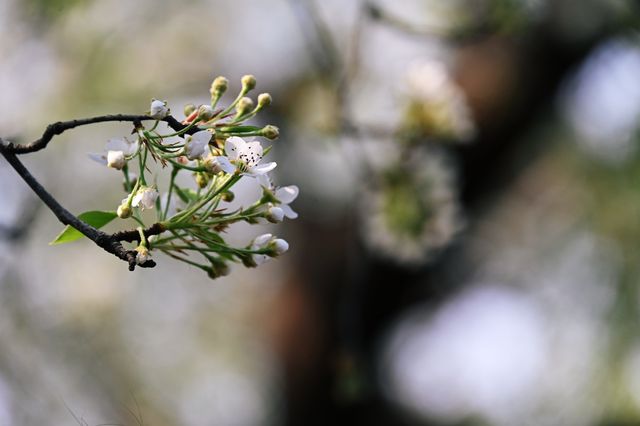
[117,203,132,219]
[257,93,272,108]
[210,76,228,96]
[207,259,230,279]
[236,97,254,116]
[271,238,289,256]
[184,103,196,117]
[198,105,215,121]
[221,191,235,202]
[195,172,209,188]
[241,74,256,91]
[266,206,284,223]
[261,125,279,140]
[149,99,169,119]
[107,150,126,170]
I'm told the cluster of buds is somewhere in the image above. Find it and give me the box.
[90,75,298,278]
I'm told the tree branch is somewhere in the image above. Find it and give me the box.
[7,114,190,155]
[0,139,167,271]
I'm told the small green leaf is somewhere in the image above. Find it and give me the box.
[50,210,118,245]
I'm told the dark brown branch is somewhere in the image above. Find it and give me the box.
[0,141,167,270]
[7,114,190,155]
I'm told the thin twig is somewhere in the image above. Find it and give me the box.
[8,114,190,155]
[0,141,166,270]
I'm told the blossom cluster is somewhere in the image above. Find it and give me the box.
[357,60,473,265]
[90,75,298,278]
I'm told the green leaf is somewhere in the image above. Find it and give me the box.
[49,210,118,245]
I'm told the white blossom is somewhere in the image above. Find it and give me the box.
[198,105,215,121]
[251,233,273,265]
[274,185,299,219]
[224,136,276,176]
[107,150,125,169]
[267,206,284,222]
[272,238,289,255]
[132,186,159,210]
[183,130,212,160]
[204,154,236,174]
[249,233,289,265]
[359,148,463,265]
[406,60,475,142]
[149,99,169,119]
[89,137,138,169]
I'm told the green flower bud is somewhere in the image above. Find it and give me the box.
[184,103,196,117]
[210,76,228,96]
[198,105,215,121]
[236,97,254,116]
[195,172,209,188]
[207,258,230,279]
[257,93,272,108]
[261,125,279,140]
[221,191,235,202]
[117,203,132,219]
[241,74,256,91]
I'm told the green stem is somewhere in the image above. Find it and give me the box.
[163,167,179,220]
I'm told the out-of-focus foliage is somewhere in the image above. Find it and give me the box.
[2,0,640,425]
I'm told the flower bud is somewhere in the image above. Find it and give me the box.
[198,105,215,121]
[195,172,209,188]
[184,103,196,117]
[271,238,289,255]
[261,125,279,140]
[210,76,228,96]
[235,97,254,116]
[257,93,272,108]
[266,205,284,223]
[207,258,230,279]
[149,99,169,119]
[241,74,256,91]
[107,150,126,170]
[117,202,132,219]
[221,191,235,202]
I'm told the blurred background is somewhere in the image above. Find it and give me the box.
[1,0,640,424]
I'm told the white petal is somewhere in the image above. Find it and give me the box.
[107,150,126,169]
[150,99,169,119]
[256,173,272,189]
[272,239,289,255]
[275,185,299,204]
[268,206,284,222]
[88,153,107,165]
[224,136,246,161]
[131,193,142,207]
[253,254,270,265]
[281,204,298,219]
[192,130,212,144]
[252,233,273,248]
[126,138,139,155]
[105,138,128,152]
[249,161,277,175]
[215,156,236,174]
[239,141,264,167]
